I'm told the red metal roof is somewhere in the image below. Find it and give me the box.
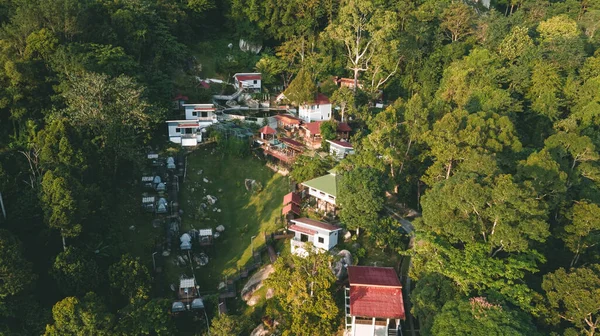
[337,122,352,132]
[283,192,301,205]
[177,123,199,128]
[193,107,216,111]
[291,218,340,232]
[350,285,405,319]
[303,121,322,135]
[275,114,302,125]
[235,74,262,81]
[348,266,402,287]
[314,93,330,105]
[173,94,188,101]
[328,140,353,149]
[288,224,317,235]
[280,137,304,148]
[199,81,210,89]
[348,266,404,319]
[258,126,277,135]
[282,203,301,216]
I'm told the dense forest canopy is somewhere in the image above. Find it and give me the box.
[0,0,599,335]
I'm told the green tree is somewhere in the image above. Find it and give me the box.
[370,217,406,252]
[527,61,563,120]
[44,292,115,336]
[0,230,36,311]
[289,155,334,183]
[208,313,251,336]
[542,265,600,336]
[330,86,355,122]
[411,273,457,336]
[40,170,85,250]
[423,110,522,184]
[419,173,548,255]
[498,26,534,62]
[440,2,476,42]
[283,67,316,105]
[320,120,337,151]
[324,0,398,92]
[108,254,151,303]
[338,167,385,234]
[563,201,600,267]
[61,72,154,180]
[431,297,539,335]
[265,247,338,335]
[116,298,177,336]
[52,247,100,296]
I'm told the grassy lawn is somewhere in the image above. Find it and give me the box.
[164,146,289,290]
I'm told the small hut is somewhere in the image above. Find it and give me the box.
[258,125,277,140]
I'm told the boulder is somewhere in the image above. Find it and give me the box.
[266,288,274,299]
[216,225,225,232]
[241,264,275,301]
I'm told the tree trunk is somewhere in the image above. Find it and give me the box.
[445,161,453,179]
[353,68,359,94]
[61,232,67,251]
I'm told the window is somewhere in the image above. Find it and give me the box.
[192,111,198,116]
[201,111,208,118]
[318,237,324,244]
[310,188,317,193]
[253,80,257,84]
[320,192,325,196]
[175,128,181,133]
[300,234,309,242]
[328,195,334,200]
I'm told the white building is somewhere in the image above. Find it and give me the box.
[327,140,355,159]
[165,120,205,147]
[288,217,341,257]
[298,93,332,122]
[183,103,218,122]
[233,73,262,91]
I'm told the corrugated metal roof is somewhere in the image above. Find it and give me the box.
[301,173,337,197]
[283,192,301,205]
[180,278,196,288]
[348,266,404,319]
[288,224,317,235]
[282,203,301,215]
[327,140,353,149]
[348,266,402,287]
[349,285,405,319]
[258,126,277,135]
[291,218,340,232]
[199,229,213,236]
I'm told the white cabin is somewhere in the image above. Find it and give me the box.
[183,104,218,123]
[298,93,332,122]
[165,120,204,147]
[327,140,355,160]
[288,217,341,257]
[233,73,262,91]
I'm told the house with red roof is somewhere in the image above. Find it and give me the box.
[298,93,332,122]
[233,73,262,92]
[287,217,341,257]
[346,266,405,336]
